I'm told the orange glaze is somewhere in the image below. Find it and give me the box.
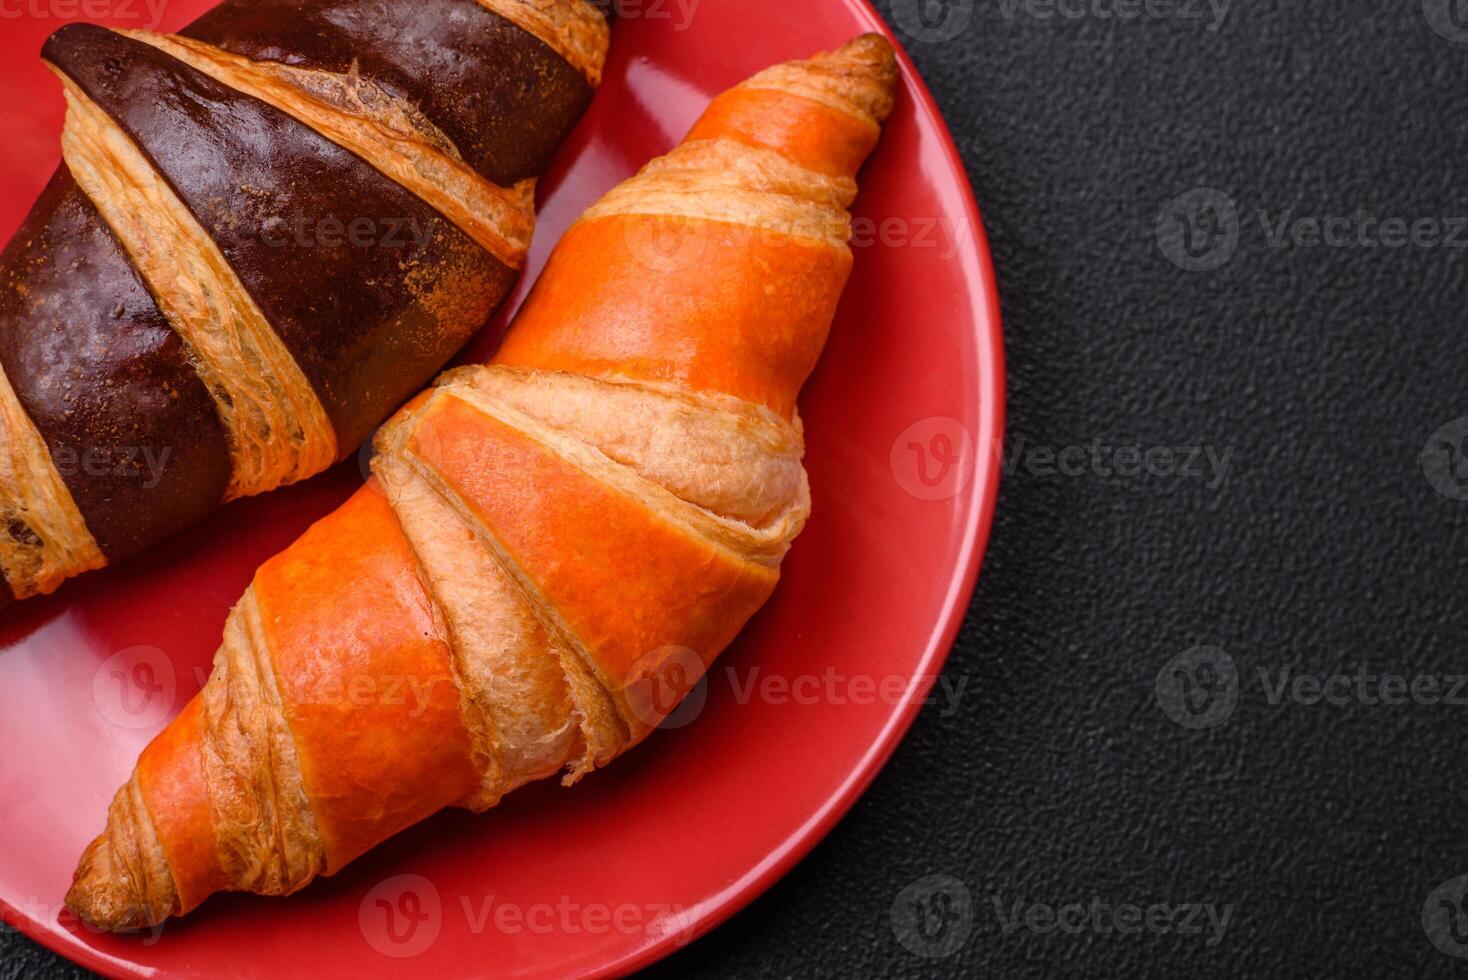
[408,391,780,700]
[494,215,851,418]
[136,696,227,913]
[252,487,480,870]
[686,86,880,178]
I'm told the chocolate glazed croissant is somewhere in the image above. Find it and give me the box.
[68,34,898,931]
[0,0,610,610]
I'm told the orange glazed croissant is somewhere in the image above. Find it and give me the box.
[68,33,899,931]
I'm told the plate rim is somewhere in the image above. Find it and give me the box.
[593,4,1007,974]
[0,1,1007,975]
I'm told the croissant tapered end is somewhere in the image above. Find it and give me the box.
[68,836,139,929]
[684,33,898,180]
[67,831,170,932]
[781,32,899,126]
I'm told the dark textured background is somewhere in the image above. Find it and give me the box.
[9,0,1468,976]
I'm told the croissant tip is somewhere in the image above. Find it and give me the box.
[66,834,164,933]
[840,33,898,66]
[817,34,900,124]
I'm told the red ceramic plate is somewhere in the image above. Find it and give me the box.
[0,1,1003,976]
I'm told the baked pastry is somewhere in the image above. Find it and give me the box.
[68,32,898,931]
[0,0,610,608]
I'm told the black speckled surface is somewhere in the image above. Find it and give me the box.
[10,0,1468,976]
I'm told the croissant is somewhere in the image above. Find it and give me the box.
[0,0,611,610]
[68,32,899,931]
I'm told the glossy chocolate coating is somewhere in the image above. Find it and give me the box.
[44,24,518,453]
[0,169,232,562]
[183,0,597,187]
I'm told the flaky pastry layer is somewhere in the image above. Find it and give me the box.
[477,0,611,86]
[124,31,536,268]
[57,74,338,499]
[741,32,898,127]
[0,359,105,598]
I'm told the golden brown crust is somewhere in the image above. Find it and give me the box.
[374,427,622,800]
[67,776,177,930]
[0,359,105,599]
[475,0,611,87]
[200,589,327,896]
[446,366,810,531]
[741,33,898,127]
[57,73,338,499]
[580,138,858,248]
